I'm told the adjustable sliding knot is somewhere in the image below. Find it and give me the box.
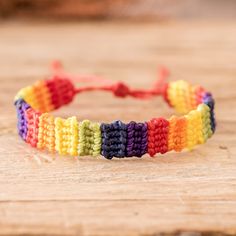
[112,82,130,98]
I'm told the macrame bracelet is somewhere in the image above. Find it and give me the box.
[14,62,216,159]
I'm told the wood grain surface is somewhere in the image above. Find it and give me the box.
[0,21,236,236]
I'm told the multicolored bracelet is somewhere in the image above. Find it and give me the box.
[15,62,216,159]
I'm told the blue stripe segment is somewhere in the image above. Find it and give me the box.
[101,120,127,159]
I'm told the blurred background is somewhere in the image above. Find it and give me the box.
[0,0,236,20]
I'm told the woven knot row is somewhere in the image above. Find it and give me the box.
[78,120,101,156]
[203,92,216,132]
[168,116,186,152]
[46,76,76,109]
[55,117,77,155]
[198,104,213,141]
[101,120,127,159]
[15,99,30,140]
[126,121,147,157]
[37,113,55,153]
[25,108,41,147]
[148,118,169,156]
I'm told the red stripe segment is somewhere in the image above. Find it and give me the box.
[45,77,76,109]
[147,117,169,157]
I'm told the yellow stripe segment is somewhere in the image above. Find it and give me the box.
[167,80,198,114]
[185,109,204,150]
[55,116,79,156]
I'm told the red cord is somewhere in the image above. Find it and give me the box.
[51,60,169,100]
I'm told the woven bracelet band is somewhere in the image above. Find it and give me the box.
[14,62,216,159]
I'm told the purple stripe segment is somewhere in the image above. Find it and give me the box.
[15,99,30,140]
[126,121,147,157]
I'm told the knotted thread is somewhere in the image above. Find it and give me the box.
[51,60,169,100]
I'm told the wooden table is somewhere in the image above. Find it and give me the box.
[0,21,235,236]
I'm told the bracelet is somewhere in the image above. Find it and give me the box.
[14,62,216,159]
